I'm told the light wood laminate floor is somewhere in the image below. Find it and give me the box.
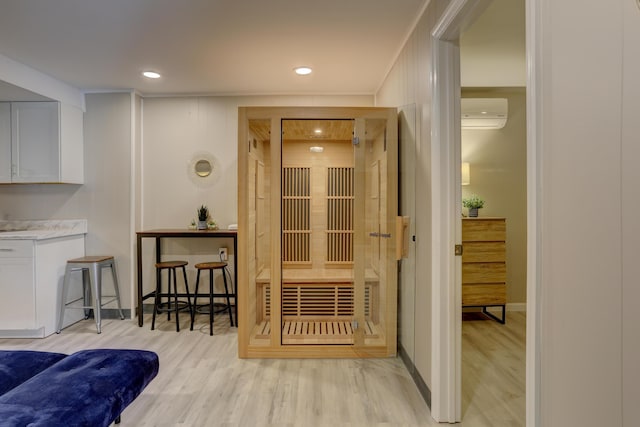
[0,311,525,426]
[462,311,526,426]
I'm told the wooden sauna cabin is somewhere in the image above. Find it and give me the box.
[237,107,401,358]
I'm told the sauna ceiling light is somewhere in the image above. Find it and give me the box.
[294,66,313,76]
[142,71,161,79]
[314,129,322,134]
[310,146,324,153]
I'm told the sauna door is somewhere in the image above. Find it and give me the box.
[280,117,392,348]
[353,117,393,350]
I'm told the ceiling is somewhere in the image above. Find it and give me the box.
[0,0,428,97]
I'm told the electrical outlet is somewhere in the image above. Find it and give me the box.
[219,247,228,261]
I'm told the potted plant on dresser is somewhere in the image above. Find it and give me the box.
[463,194,485,217]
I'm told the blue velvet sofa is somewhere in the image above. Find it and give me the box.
[0,349,159,426]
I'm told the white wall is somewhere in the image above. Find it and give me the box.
[138,95,374,297]
[536,0,635,424]
[459,0,526,87]
[622,2,640,425]
[376,0,449,395]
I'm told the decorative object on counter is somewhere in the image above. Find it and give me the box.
[197,205,209,230]
[462,194,485,218]
[190,217,216,230]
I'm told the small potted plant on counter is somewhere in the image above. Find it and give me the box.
[197,205,209,230]
[462,194,484,217]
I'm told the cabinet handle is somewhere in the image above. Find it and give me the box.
[0,248,15,252]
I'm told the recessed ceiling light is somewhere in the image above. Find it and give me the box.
[142,71,161,79]
[294,66,312,76]
[310,146,324,153]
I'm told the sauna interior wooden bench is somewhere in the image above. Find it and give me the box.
[253,268,382,345]
[0,349,159,426]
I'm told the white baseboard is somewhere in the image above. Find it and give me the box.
[506,303,526,312]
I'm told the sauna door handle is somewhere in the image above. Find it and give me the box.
[395,216,410,260]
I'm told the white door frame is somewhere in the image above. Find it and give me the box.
[429,0,541,425]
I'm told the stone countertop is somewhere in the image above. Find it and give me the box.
[0,219,87,240]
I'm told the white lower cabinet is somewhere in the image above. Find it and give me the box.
[0,255,35,329]
[0,235,85,338]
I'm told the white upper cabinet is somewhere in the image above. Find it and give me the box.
[0,101,83,184]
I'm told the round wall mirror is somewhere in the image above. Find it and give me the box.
[188,152,220,188]
[194,159,212,177]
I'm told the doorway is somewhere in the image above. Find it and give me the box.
[430,0,537,425]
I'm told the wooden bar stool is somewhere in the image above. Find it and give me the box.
[152,260,192,332]
[190,262,233,335]
[57,256,125,334]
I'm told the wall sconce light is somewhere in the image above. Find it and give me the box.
[461,162,470,185]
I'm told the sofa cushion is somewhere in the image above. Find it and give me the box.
[0,350,67,395]
[0,349,159,427]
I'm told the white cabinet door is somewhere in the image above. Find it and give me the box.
[0,257,36,329]
[11,102,60,183]
[0,103,11,183]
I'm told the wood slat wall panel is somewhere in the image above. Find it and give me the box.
[327,167,354,263]
[282,167,311,263]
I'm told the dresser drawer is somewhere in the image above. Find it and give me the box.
[462,219,506,241]
[0,240,34,258]
[462,284,506,306]
[462,241,505,263]
[462,262,506,283]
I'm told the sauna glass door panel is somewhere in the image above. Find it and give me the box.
[353,117,390,349]
[281,119,356,345]
[245,119,272,346]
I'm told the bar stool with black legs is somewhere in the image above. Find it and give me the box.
[190,261,233,335]
[151,260,192,332]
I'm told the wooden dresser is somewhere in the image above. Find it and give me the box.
[461,217,507,323]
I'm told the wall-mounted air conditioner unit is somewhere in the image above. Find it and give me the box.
[461,98,508,129]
